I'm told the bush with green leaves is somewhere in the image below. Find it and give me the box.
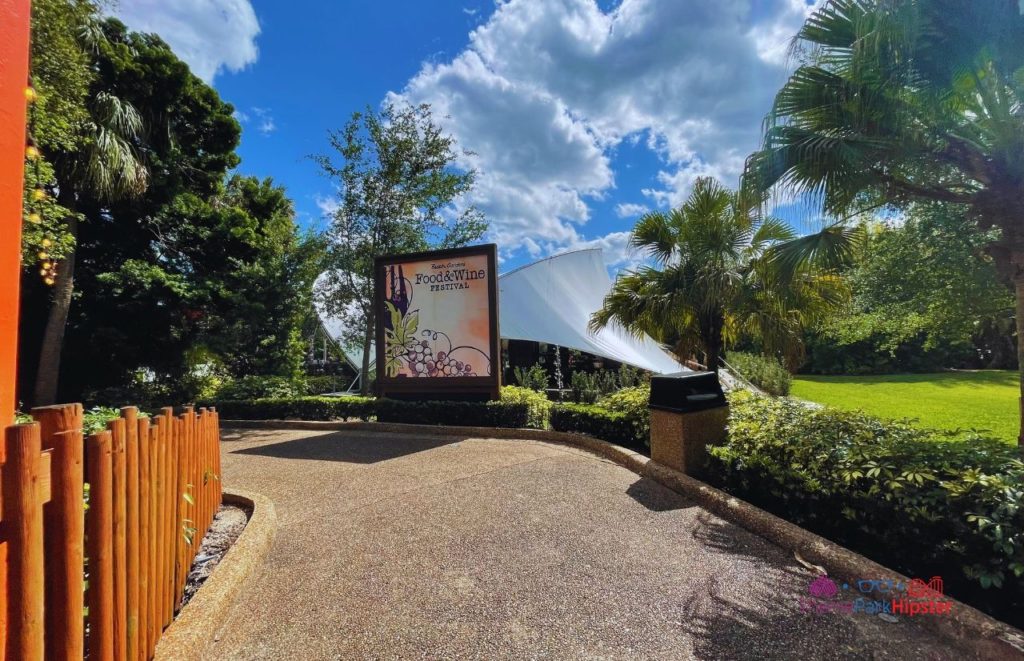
[725,352,791,396]
[500,385,551,428]
[597,385,651,442]
[375,399,530,428]
[84,406,125,435]
[203,396,375,421]
[212,375,307,400]
[569,370,618,403]
[304,375,348,395]
[513,363,549,391]
[550,402,647,452]
[205,394,534,429]
[709,390,1023,626]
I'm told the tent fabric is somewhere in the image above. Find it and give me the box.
[497,249,685,374]
[314,248,686,375]
[312,272,375,372]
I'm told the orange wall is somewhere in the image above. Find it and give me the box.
[0,0,32,423]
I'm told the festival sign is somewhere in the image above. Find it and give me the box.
[374,244,500,399]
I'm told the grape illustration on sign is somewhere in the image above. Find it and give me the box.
[376,244,499,398]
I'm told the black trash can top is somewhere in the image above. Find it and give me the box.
[649,370,727,413]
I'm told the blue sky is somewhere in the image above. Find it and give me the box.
[114,0,819,272]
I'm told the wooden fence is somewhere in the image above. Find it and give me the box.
[0,404,222,660]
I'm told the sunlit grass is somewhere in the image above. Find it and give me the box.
[791,370,1018,443]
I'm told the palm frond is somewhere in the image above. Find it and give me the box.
[82,92,149,200]
[629,211,676,263]
[765,223,863,273]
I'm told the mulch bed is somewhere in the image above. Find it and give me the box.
[180,503,250,608]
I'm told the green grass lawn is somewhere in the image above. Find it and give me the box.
[791,370,1018,443]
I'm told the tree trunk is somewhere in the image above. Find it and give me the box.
[706,338,721,375]
[704,313,724,375]
[34,215,78,406]
[1015,274,1024,447]
[359,309,374,396]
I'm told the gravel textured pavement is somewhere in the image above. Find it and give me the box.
[209,427,985,660]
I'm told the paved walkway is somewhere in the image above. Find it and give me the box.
[210,427,979,660]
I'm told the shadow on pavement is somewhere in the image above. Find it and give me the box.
[626,476,697,512]
[230,430,464,464]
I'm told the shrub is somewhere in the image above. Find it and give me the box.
[204,395,535,429]
[304,375,348,395]
[708,390,1023,626]
[213,375,306,400]
[597,385,651,442]
[203,396,375,421]
[514,362,549,391]
[84,406,124,435]
[725,352,791,396]
[550,403,647,452]
[617,364,646,389]
[375,399,530,428]
[500,385,551,428]
[569,367,642,403]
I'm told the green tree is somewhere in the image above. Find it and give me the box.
[27,4,149,405]
[31,18,242,404]
[194,176,326,380]
[743,0,1024,443]
[314,103,486,394]
[812,205,1014,373]
[590,177,852,372]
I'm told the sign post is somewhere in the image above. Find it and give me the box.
[375,244,500,400]
[0,0,32,424]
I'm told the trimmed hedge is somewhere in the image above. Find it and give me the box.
[202,395,532,428]
[376,399,530,428]
[499,385,552,428]
[549,403,647,452]
[710,390,1024,627]
[200,396,376,421]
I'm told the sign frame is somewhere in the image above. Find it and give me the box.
[374,243,500,400]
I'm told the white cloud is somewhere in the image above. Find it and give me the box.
[251,107,277,135]
[315,194,341,219]
[390,0,816,262]
[113,0,260,82]
[615,202,650,218]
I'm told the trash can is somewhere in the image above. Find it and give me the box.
[648,371,728,474]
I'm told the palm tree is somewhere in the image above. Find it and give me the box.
[589,177,852,373]
[34,90,149,405]
[743,0,1024,443]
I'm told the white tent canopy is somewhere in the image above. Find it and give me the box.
[314,248,685,376]
[498,249,684,374]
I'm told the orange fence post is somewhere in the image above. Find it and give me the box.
[121,407,140,661]
[0,0,32,426]
[136,415,150,661]
[163,410,174,627]
[153,415,167,632]
[161,407,174,624]
[108,418,128,660]
[146,421,159,655]
[85,431,114,661]
[32,403,85,661]
[3,423,47,661]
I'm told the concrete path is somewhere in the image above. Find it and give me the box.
[210,427,979,660]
